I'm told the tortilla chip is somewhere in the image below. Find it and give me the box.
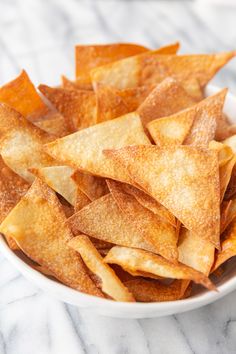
[215,113,236,141]
[104,145,220,247]
[74,189,91,212]
[0,70,49,122]
[75,43,150,85]
[124,279,191,302]
[39,85,96,132]
[209,140,233,167]
[138,78,196,127]
[221,199,236,233]
[114,182,176,227]
[184,90,227,148]
[219,155,236,202]
[224,134,236,153]
[68,235,135,301]
[104,246,215,290]
[225,164,236,200]
[213,218,236,271]
[67,193,173,256]
[178,228,215,276]
[0,104,56,183]
[72,171,108,201]
[61,75,92,91]
[29,166,79,206]
[147,110,195,147]
[106,180,178,261]
[0,178,102,296]
[35,113,69,137]
[91,50,235,93]
[45,112,151,184]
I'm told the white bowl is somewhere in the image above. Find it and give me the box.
[1,84,236,319]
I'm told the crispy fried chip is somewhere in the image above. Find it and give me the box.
[72,171,108,201]
[138,78,196,127]
[68,235,135,301]
[106,180,178,261]
[39,85,96,132]
[178,228,215,276]
[213,218,236,271]
[147,110,195,147]
[75,43,150,86]
[224,134,236,153]
[219,155,236,201]
[45,112,151,184]
[0,179,102,296]
[225,164,236,200]
[0,104,56,183]
[61,76,93,91]
[184,90,227,148]
[74,189,91,213]
[67,193,172,256]
[30,166,79,206]
[114,182,176,226]
[91,51,235,94]
[124,279,191,302]
[35,113,69,137]
[104,246,215,290]
[221,199,236,233]
[209,140,233,167]
[0,70,49,122]
[104,145,220,247]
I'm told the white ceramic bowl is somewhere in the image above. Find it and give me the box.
[1,84,236,319]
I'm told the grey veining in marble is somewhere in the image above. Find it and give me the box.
[0,0,236,353]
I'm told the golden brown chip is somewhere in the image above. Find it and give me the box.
[209,140,233,167]
[124,279,191,302]
[30,166,79,206]
[221,199,236,233]
[61,75,93,91]
[72,171,108,201]
[0,70,49,122]
[147,110,195,147]
[67,193,173,256]
[104,145,220,247]
[178,228,215,276]
[224,134,236,153]
[215,114,236,141]
[0,178,102,296]
[138,78,196,127]
[45,112,151,184]
[39,85,96,132]
[0,104,56,183]
[212,218,236,271]
[219,155,236,202]
[91,51,235,94]
[74,189,91,213]
[75,43,150,86]
[106,180,178,261]
[104,246,215,290]
[68,235,135,301]
[35,113,69,137]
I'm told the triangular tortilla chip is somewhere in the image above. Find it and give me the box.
[67,193,173,257]
[224,134,236,153]
[61,75,92,91]
[39,85,96,132]
[30,166,79,206]
[113,182,176,227]
[209,140,233,167]
[138,78,196,127]
[212,218,236,271]
[0,70,49,122]
[220,199,236,233]
[178,228,215,276]
[106,180,178,261]
[124,279,191,302]
[225,164,236,200]
[45,112,151,184]
[72,170,108,201]
[184,90,227,148]
[35,113,69,137]
[91,50,235,94]
[75,43,150,85]
[104,145,220,247]
[0,179,102,296]
[147,110,195,147]
[104,246,215,290]
[74,189,91,213]
[68,235,135,301]
[0,104,56,183]
[219,155,236,201]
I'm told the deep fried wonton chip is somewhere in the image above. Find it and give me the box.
[220,199,236,233]
[106,180,178,261]
[0,104,56,182]
[0,179,102,296]
[178,228,215,276]
[91,51,235,95]
[68,235,135,301]
[35,113,69,137]
[39,85,96,132]
[45,112,151,184]
[104,246,215,290]
[67,193,173,256]
[209,140,233,167]
[104,145,220,247]
[72,170,108,201]
[219,155,236,202]
[61,76,93,91]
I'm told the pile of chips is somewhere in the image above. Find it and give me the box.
[0,42,236,302]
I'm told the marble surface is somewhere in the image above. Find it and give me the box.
[0,0,236,353]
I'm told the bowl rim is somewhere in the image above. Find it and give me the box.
[1,83,236,315]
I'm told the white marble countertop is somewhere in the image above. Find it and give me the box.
[0,0,236,353]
